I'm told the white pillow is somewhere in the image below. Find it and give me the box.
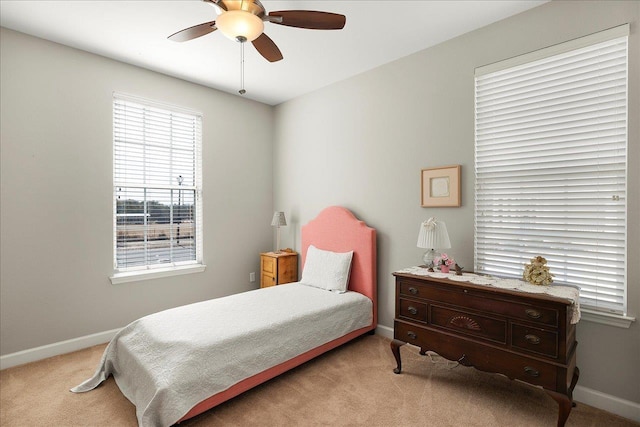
[300,245,354,293]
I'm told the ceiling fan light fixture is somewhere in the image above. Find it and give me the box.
[216,10,264,42]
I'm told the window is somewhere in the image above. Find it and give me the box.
[112,94,203,281]
[474,25,628,316]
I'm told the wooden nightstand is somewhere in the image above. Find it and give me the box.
[260,251,298,288]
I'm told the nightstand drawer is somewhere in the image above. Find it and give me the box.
[511,323,558,359]
[399,299,427,323]
[261,256,276,275]
[261,272,276,287]
[430,304,506,344]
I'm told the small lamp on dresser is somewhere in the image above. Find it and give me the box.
[417,217,451,268]
[270,211,287,253]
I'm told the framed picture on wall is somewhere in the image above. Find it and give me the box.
[421,165,461,207]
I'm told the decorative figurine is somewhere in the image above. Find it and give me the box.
[523,255,553,286]
[454,263,464,275]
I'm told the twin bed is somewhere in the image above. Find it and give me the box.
[72,206,377,426]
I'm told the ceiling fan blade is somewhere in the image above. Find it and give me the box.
[268,11,346,30]
[202,0,227,12]
[168,21,217,42]
[252,33,283,62]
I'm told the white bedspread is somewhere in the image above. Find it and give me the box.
[71,283,372,427]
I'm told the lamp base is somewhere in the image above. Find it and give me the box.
[422,249,438,269]
[274,227,281,253]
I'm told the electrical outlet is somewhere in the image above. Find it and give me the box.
[249,272,256,282]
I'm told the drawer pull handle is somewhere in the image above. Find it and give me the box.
[525,309,542,319]
[407,331,417,340]
[408,306,418,315]
[525,334,541,345]
[524,366,540,377]
[408,287,418,295]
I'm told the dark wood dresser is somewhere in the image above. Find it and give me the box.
[391,272,579,427]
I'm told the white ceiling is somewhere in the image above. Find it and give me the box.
[0,0,547,105]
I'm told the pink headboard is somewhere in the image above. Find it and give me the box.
[301,206,377,328]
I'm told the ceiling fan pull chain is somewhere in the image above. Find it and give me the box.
[239,41,246,95]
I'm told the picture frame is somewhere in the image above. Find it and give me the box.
[421,165,461,207]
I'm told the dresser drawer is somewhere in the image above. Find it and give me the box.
[398,278,558,327]
[511,323,558,359]
[394,320,558,390]
[394,320,430,348]
[399,280,430,299]
[430,304,506,344]
[399,298,427,323]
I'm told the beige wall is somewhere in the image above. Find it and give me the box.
[0,28,274,354]
[1,0,638,411]
[274,1,639,403]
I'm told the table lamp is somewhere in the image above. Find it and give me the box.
[271,211,287,253]
[417,217,451,268]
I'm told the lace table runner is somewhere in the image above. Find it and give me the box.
[395,266,581,324]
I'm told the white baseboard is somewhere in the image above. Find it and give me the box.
[4,325,639,423]
[375,324,394,339]
[0,328,120,370]
[574,385,640,422]
[376,323,639,422]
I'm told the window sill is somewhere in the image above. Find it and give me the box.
[580,309,635,328]
[110,264,206,285]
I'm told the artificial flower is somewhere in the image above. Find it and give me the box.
[434,253,455,267]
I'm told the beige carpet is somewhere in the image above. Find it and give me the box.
[1,335,637,427]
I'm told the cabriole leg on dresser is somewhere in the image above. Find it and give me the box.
[546,390,573,427]
[390,339,405,374]
[569,367,580,404]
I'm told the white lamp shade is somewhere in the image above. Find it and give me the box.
[216,10,264,42]
[271,211,287,227]
[417,218,451,249]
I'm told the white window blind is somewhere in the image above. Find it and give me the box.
[113,94,203,272]
[474,25,628,315]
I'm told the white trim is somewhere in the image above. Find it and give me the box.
[574,385,640,423]
[375,324,394,339]
[384,323,638,421]
[110,263,206,284]
[0,328,120,370]
[476,23,629,76]
[3,324,639,422]
[113,92,203,117]
[580,309,635,328]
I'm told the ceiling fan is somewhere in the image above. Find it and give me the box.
[168,0,346,63]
